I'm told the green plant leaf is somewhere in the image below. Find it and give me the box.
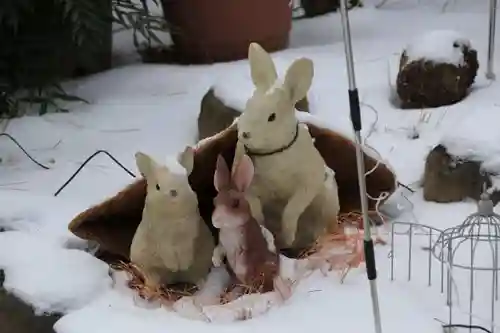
[39,101,48,115]
[49,92,88,103]
[1,0,166,117]
[18,96,50,103]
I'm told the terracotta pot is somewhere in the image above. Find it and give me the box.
[160,0,292,64]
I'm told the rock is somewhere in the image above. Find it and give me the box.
[0,270,61,333]
[198,89,241,141]
[423,144,500,204]
[396,31,479,109]
[198,88,309,140]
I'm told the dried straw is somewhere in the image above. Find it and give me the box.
[111,261,197,305]
[110,211,387,309]
[295,211,387,283]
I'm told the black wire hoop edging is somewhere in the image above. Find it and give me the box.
[0,133,51,170]
[442,324,493,333]
[53,150,136,197]
[51,150,413,198]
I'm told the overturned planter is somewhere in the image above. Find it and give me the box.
[396,30,479,109]
[69,119,397,261]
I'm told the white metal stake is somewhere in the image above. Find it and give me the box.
[338,1,383,333]
[487,0,498,80]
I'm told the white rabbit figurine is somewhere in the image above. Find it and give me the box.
[130,147,215,295]
[234,42,341,250]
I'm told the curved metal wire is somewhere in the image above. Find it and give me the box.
[390,193,500,333]
[432,214,500,271]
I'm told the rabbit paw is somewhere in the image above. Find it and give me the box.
[281,225,297,248]
[281,215,298,248]
[212,245,225,267]
[274,277,293,302]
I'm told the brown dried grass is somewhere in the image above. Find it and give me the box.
[111,211,388,308]
[296,211,387,282]
[111,261,198,306]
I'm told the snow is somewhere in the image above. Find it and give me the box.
[1,0,500,332]
[404,29,471,66]
[0,231,112,315]
[440,110,500,174]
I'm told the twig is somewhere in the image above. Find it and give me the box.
[99,128,141,133]
[375,0,391,9]
[441,0,456,13]
[0,187,28,191]
[397,182,415,193]
[30,139,63,151]
[0,181,27,187]
[53,150,136,196]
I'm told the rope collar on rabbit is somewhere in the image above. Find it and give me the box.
[244,122,300,157]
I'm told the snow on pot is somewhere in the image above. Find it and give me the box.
[396,30,479,109]
[423,110,500,204]
[160,0,292,63]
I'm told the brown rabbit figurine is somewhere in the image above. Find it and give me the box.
[211,154,292,300]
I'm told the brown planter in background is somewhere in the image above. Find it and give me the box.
[160,0,292,64]
[301,0,339,17]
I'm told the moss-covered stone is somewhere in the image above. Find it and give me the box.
[396,42,478,109]
[423,144,500,204]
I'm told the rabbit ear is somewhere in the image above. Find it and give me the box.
[178,146,195,175]
[232,154,254,192]
[214,154,230,191]
[248,42,278,92]
[283,58,314,104]
[135,152,160,179]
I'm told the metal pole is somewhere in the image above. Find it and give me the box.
[338,1,383,333]
[486,0,498,80]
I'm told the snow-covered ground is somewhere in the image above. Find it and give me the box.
[1,0,499,332]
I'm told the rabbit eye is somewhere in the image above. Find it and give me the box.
[231,199,239,209]
[267,113,276,122]
[170,189,178,197]
[155,184,160,191]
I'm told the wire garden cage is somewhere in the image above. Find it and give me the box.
[389,192,500,333]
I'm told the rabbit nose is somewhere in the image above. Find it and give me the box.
[242,132,251,139]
